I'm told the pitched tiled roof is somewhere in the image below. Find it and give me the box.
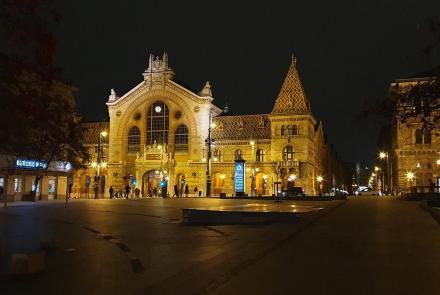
[212,114,271,140]
[82,122,109,144]
[271,56,310,115]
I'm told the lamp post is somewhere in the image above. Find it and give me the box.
[205,108,215,197]
[249,140,255,196]
[93,129,107,199]
[406,171,415,192]
[316,176,323,196]
[379,151,391,195]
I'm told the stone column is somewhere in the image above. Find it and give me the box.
[56,176,67,200]
[40,177,49,201]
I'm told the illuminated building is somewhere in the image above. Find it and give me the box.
[73,53,344,197]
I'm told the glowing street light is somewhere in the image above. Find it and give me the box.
[406,171,415,180]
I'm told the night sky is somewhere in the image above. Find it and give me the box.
[54,0,440,164]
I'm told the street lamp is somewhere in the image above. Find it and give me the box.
[317,176,323,196]
[406,171,415,191]
[92,128,107,199]
[249,140,256,196]
[205,108,215,197]
[379,151,391,195]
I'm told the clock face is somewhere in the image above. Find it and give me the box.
[155,105,162,113]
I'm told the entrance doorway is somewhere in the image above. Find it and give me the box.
[142,170,161,197]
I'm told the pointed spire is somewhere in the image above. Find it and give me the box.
[271,55,310,115]
[163,51,168,67]
[223,102,229,113]
[199,81,213,97]
[149,53,153,69]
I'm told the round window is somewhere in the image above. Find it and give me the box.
[116,110,122,117]
[134,112,141,121]
[194,106,200,113]
[174,111,182,119]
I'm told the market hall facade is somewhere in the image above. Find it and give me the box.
[73,53,345,198]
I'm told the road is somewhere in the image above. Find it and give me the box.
[1,197,440,294]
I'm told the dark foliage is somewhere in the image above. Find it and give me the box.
[0,0,89,168]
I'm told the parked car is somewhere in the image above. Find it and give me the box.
[282,187,306,197]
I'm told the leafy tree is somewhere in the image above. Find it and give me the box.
[0,0,89,202]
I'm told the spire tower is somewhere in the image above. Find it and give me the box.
[271,55,310,115]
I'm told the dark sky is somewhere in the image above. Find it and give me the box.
[54,0,440,164]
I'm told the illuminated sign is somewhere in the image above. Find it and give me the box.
[16,159,48,170]
[234,160,246,193]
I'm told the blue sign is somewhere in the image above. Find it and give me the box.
[234,160,246,193]
[16,159,48,170]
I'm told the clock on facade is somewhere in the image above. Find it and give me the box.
[155,106,162,113]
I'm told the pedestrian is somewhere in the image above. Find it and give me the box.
[109,186,114,199]
[184,184,189,197]
[125,184,130,199]
[153,187,158,197]
[429,179,435,194]
[134,187,140,198]
[173,184,179,198]
[194,186,198,197]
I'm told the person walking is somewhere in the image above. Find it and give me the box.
[134,187,140,198]
[109,186,114,199]
[125,184,130,199]
[429,179,436,194]
[173,184,179,198]
[184,184,189,198]
[194,186,198,197]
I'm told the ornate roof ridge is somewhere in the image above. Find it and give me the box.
[271,55,311,115]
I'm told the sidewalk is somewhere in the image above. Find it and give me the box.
[212,196,440,295]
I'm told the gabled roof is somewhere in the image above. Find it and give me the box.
[212,114,271,140]
[271,55,311,115]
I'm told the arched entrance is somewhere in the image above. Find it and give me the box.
[255,173,268,195]
[142,170,161,197]
[212,173,225,195]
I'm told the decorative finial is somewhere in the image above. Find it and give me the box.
[108,88,118,102]
[291,53,296,65]
[199,81,213,97]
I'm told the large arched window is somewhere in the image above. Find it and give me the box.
[128,126,141,153]
[283,146,294,161]
[424,129,432,144]
[147,101,169,145]
[415,129,423,144]
[174,124,189,151]
[234,149,243,160]
[256,149,265,162]
[281,125,286,136]
[286,125,292,135]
